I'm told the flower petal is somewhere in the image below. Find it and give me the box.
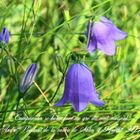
[55,64,75,106]
[97,40,115,55]
[69,64,89,112]
[100,16,127,40]
[100,16,113,24]
[69,64,100,111]
[20,63,38,93]
[86,22,97,53]
[0,36,2,41]
[87,36,97,53]
[55,92,68,106]
[5,30,10,44]
[94,22,113,44]
[0,27,10,44]
[112,26,127,40]
[71,100,87,112]
[90,97,104,106]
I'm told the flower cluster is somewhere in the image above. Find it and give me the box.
[55,16,127,112]
[2,16,127,112]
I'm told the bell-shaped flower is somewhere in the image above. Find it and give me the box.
[87,17,127,55]
[55,63,104,112]
[20,63,38,94]
[0,27,10,44]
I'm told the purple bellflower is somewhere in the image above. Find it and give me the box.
[20,63,38,93]
[55,63,104,112]
[87,16,127,55]
[0,27,10,44]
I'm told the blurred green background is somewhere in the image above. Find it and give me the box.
[0,0,140,139]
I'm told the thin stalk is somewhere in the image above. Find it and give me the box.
[50,56,70,102]
[33,81,57,116]
[50,73,65,102]
[0,94,10,128]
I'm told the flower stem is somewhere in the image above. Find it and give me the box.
[33,81,57,115]
[50,55,70,102]
[50,73,65,102]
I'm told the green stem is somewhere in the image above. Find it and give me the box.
[50,73,65,102]
[50,55,70,102]
[0,94,10,128]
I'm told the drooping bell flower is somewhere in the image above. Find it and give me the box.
[86,16,127,55]
[20,63,38,94]
[0,27,10,44]
[55,63,104,112]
